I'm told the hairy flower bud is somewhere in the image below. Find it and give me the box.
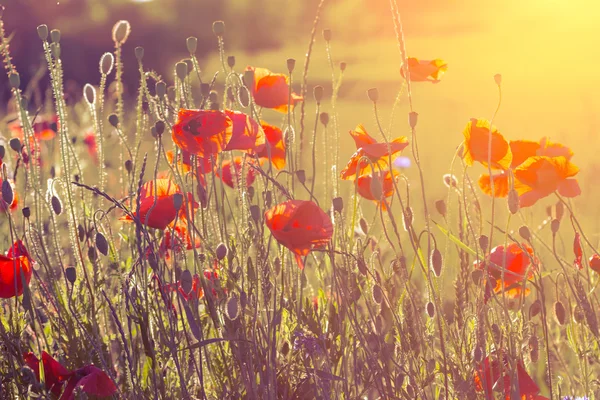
[100,52,114,75]
[50,29,61,44]
[186,36,198,54]
[367,87,379,103]
[212,20,225,37]
[112,20,131,45]
[176,61,188,82]
[83,84,96,105]
[135,46,144,61]
[37,25,49,41]
[287,58,296,73]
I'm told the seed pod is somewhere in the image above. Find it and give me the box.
[372,285,383,304]
[135,46,144,61]
[367,88,379,103]
[108,114,119,128]
[51,196,62,215]
[37,25,49,40]
[9,73,20,89]
[508,189,519,214]
[227,55,235,68]
[83,84,96,105]
[322,29,332,41]
[430,248,443,277]
[491,323,502,344]
[494,73,502,86]
[555,201,564,221]
[78,224,85,242]
[287,58,296,73]
[172,193,183,211]
[0,145,5,159]
[226,294,240,320]
[112,20,131,45]
[2,181,13,206]
[124,160,133,174]
[554,301,566,325]
[551,218,560,234]
[408,111,418,129]
[478,235,489,252]
[313,85,324,104]
[10,139,21,153]
[22,207,30,218]
[332,197,343,213]
[50,29,61,44]
[186,36,198,54]
[320,112,329,127]
[176,61,188,82]
[212,20,225,36]
[573,305,585,323]
[180,269,193,294]
[87,246,97,262]
[216,243,228,260]
[155,81,167,99]
[340,61,347,72]
[95,232,109,256]
[100,52,114,75]
[435,199,446,218]
[426,302,435,318]
[529,299,542,318]
[529,334,539,362]
[519,226,531,241]
[359,218,369,235]
[296,170,306,184]
[65,267,76,284]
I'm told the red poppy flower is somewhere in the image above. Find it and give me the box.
[24,351,72,397]
[474,352,543,400]
[401,57,448,83]
[246,66,303,113]
[159,218,201,259]
[162,266,220,301]
[474,243,536,301]
[9,114,58,141]
[223,110,265,152]
[590,254,600,273]
[264,200,333,269]
[171,109,233,157]
[0,240,33,298]
[356,170,396,209]
[574,232,583,270]
[0,178,18,212]
[120,178,197,230]
[82,130,98,164]
[257,122,286,169]
[216,157,261,188]
[462,118,512,170]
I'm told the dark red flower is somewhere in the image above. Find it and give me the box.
[171,109,233,157]
[0,240,33,298]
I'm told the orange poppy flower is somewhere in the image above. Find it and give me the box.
[474,352,544,400]
[514,156,580,207]
[245,66,303,113]
[165,149,215,179]
[171,109,233,157]
[120,178,196,230]
[401,57,448,83]
[462,118,512,170]
[257,122,286,169]
[223,110,265,152]
[0,178,18,212]
[0,240,33,298]
[474,243,536,301]
[216,157,260,188]
[264,200,333,269]
[8,114,58,141]
[356,170,396,209]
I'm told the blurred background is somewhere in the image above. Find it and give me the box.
[2,0,600,224]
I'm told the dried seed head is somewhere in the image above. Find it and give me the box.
[296,170,306,184]
[519,226,531,241]
[408,111,418,129]
[554,301,566,325]
[320,112,329,127]
[508,189,519,214]
[287,58,296,73]
[22,207,30,218]
[339,61,347,72]
[372,285,383,304]
[313,85,324,104]
[216,243,228,260]
[551,218,560,234]
[2,181,13,206]
[367,87,379,103]
[180,269,193,294]
[176,61,188,81]
[95,232,109,256]
[155,81,167,98]
[186,36,198,54]
[226,294,240,320]
[9,73,20,89]
[430,248,443,277]
[100,52,114,75]
[227,55,235,68]
[83,84,96,105]
[135,46,144,61]
[529,299,542,318]
[494,73,502,86]
[332,197,343,213]
[435,199,447,218]
[426,302,435,318]
[50,29,61,44]
[322,29,332,42]
[478,235,489,252]
[172,193,184,211]
[51,196,62,215]
[112,20,131,45]
[65,267,76,284]
[212,20,225,36]
[108,114,119,128]
[37,25,49,40]
[359,217,369,235]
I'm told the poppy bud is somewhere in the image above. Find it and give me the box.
[519,226,531,241]
[529,335,539,363]
[135,46,144,61]
[555,201,564,221]
[372,285,383,304]
[209,91,218,104]
[265,190,272,208]
[408,111,418,129]
[367,88,379,103]
[430,248,442,277]
[426,301,435,318]
[339,61,347,72]
[227,56,235,68]
[313,85,324,104]
[1,181,13,206]
[112,20,131,45]
[529,299,542,318]
[66,267,76,284]
[148,253,159,271]
[573,305,585,323]
[442,174,458,188]
[216,243,228,260]
[322,29,332,42]
[551,218,560,234]
[223,293,239,321]
[155,81,167,98]
[370,174,383,200]
[508,189,519,214]
[212,20,225,37]
[124,159,133,173]
[95,232,109,256]
[494,73,502,86]
[471,269,483,285]
[83,84,96,105]
[180,269,193,294]
[296,170,306,184]
[554,301,566,325]
[154,120,165,136]
[77,224,85,242]
[320,112,329,127]
[50,43,60,59]
[435,199,446,218]
[88,246,97,262]
[287,58,296,73]
[0,145,4,159]
[250,205,261,223]
[176,62,188,82]
[51,196,62,215]
[50,29,61,44]
[9,72,20,89]
[332,197,343,213]
[100,52,114,75]
[172,193,183,211]
[22,207,30,218]
[108,114,119,128]
[37,24,49,40]
[186,36,198,54]
[478,235,489,252]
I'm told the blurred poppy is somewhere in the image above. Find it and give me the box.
[514,156,580,207]
[120,178,197,230]
[356,170,396,209]
[257,122,286,169]
[574,232,583,270]
[171,109,233,157]
[265,200,333,269]
[474,243,536,301]
[401,57,448,83]
[0,178,18,212]
[24,351,72,397]
[245,66,302,113]
[474,352,543,400]
[8,114,58,141]
[165,149,214,190]
[82,130,98,164]
[162,266,220,301]
[590,254,600,273]
[216,157,261,188]
[223,110,265,152]
[462,118,512,170]
[0,240,33,298]
[159,218,201,259]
